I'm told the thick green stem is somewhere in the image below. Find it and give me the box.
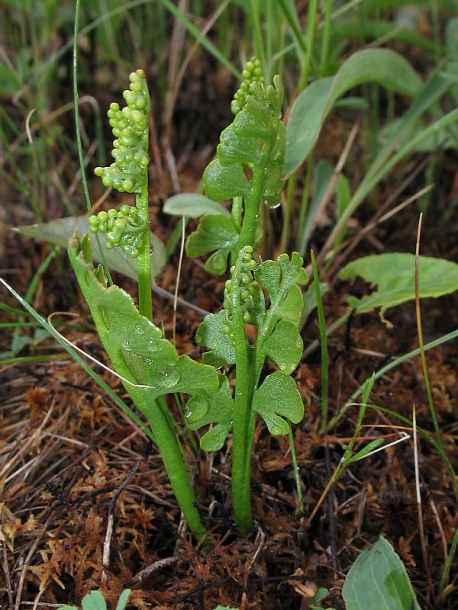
[144,395,205,540]
[231,321,255,534]
[230,158,274,532]
[136,184,153,320]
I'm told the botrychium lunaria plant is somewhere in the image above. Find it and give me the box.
[69,60,308,537]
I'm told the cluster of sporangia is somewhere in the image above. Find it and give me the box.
[88,204,146,258]
[223,246,258,337]
[89,69,150,257]
[230,58,264,116]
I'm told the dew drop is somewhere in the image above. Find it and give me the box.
[122,340,131,352]
[148,338,158,352]
[186,396,209,420]
[161,368,181,388]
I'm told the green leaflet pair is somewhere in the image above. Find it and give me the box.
[69,61,307,537]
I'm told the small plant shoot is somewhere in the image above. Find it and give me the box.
[69,70,219,540]
[186,59,286,274]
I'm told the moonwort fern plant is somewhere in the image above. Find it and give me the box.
[69,61,308,537]
[184,61,306,531]
[69,71,219,541]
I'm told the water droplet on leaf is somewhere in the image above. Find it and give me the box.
[186,395,209,421]
[161,368,181,388]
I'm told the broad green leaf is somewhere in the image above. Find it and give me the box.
[185,214,240,274]
[203,159,250,201]
[185,377,234,452]
[163,193,231,218]
[68,234,219,413]
[343,536,421,610]
[336,173,352,221]
[195,310,236,367]
[218,122,264,166]
[81,591,107,610]
[252,372,304,435]
[58,590,107,610]
[284,49,423,176]
[167,355,221,397]
[339,253,458,316]
[284,77,333,177]
[185,214,239,256]
[115,589,131,610]
[276,284,306,326]
[58,589,131,610]
[16,215,166,279]
[255,253,308,331]
[204,249,232,275]
[264,319,303,374]
[254,259,282,297]
[335,173,352,250]
[255,253,308,301]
